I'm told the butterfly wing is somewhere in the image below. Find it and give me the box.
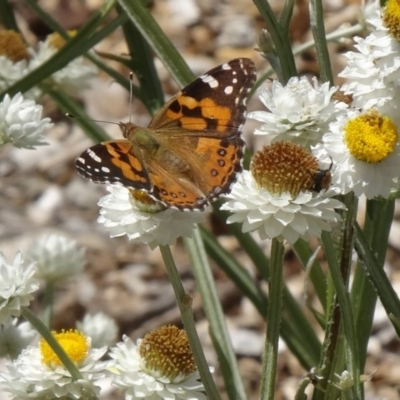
[75,140,151,191]
[75,58,256,211]
[149,58,256,135]
[148,58,256,204]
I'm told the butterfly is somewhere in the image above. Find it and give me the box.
[75,58,257,211]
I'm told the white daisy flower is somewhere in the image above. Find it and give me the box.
[0,30,41,99]
[315,108,400,199]
[29,31,97,94]
[109,326,207,400]
[0,251,39,324]
[77,312,118,348]
[340,0,400,110]
[0,330,109,399]
[27,233,86,284]
[98,185,208,250]
[0,319,36,359]
[0,30,30,91]
[358,0,380,32]
[0,56,29,91]
[221,142,344,244]
[248,76,345,148]
[0,93,52,149]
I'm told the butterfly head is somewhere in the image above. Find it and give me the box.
[119,122,137,139]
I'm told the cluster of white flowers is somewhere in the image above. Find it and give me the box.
[0,30,97,98]
[222,0,400,244]
[0,29,99,150]
[0,234,207,399]
[0,324,206,400]
[98,0,400,246]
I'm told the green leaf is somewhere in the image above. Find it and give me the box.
[117,4,164,116]
[117,0,195,87]
[0,0,19,31]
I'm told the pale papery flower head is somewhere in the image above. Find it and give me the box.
[221,142,345,244]
[0,330,109,399]
[77,312,118,348]
[340,0,400,112]
[314,108,400,199]
[98,185,208,250]
[0,319,36,359]
[28,31,97,94]
[0,93,52,149]
[248,76,346,148]
[109,326,208,400]
[0,30,30,91]
[0,251,39,324]
[27,233,86,284]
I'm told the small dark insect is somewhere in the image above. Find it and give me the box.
[309,158,333,192]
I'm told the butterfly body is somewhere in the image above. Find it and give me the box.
[76,58,257,211]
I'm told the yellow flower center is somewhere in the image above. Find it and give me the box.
[129,189,165,212]
[383,0,400,41]
[250,141,324,197]
[0,30,30,62]
[40,330,89,367]
[47,30,77,49]
[343,110,398,163]
[139,325,196,382]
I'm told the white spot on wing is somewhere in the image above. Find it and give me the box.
[88,149,102,163]
[201,74,219,88]
[224,86,233,95]
[222,63,231,70]
[101,166,111,173]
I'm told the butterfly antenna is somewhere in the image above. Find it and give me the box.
[129,72,134,124]
[66,113,119,126]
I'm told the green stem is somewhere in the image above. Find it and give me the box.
[354,222,400,336]
[252,0,297,82]
[259,238,284,400]
[41,283,54,328]
[309,0,334,84]
[158,245,221,400]
[318,193,362,400]
[185,229,246,400]
[117,0,194,87]
[351,198,394,369]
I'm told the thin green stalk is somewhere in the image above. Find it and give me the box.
[320,232,361,400]
[41,283,54,328]
[185,229,247,400]
[351,198,394,369]
[158,245,221,400]
[354,222,400,336]
[117,0,194,88]
[208,216,321,367]
[117,4,164,115]
[314,193,362,400]
[250,23,363,97]
[259,238,284,400]
[293,239,327,310]
[252,0,297,82]
[309,0,334,85]
[0,0,19,31]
